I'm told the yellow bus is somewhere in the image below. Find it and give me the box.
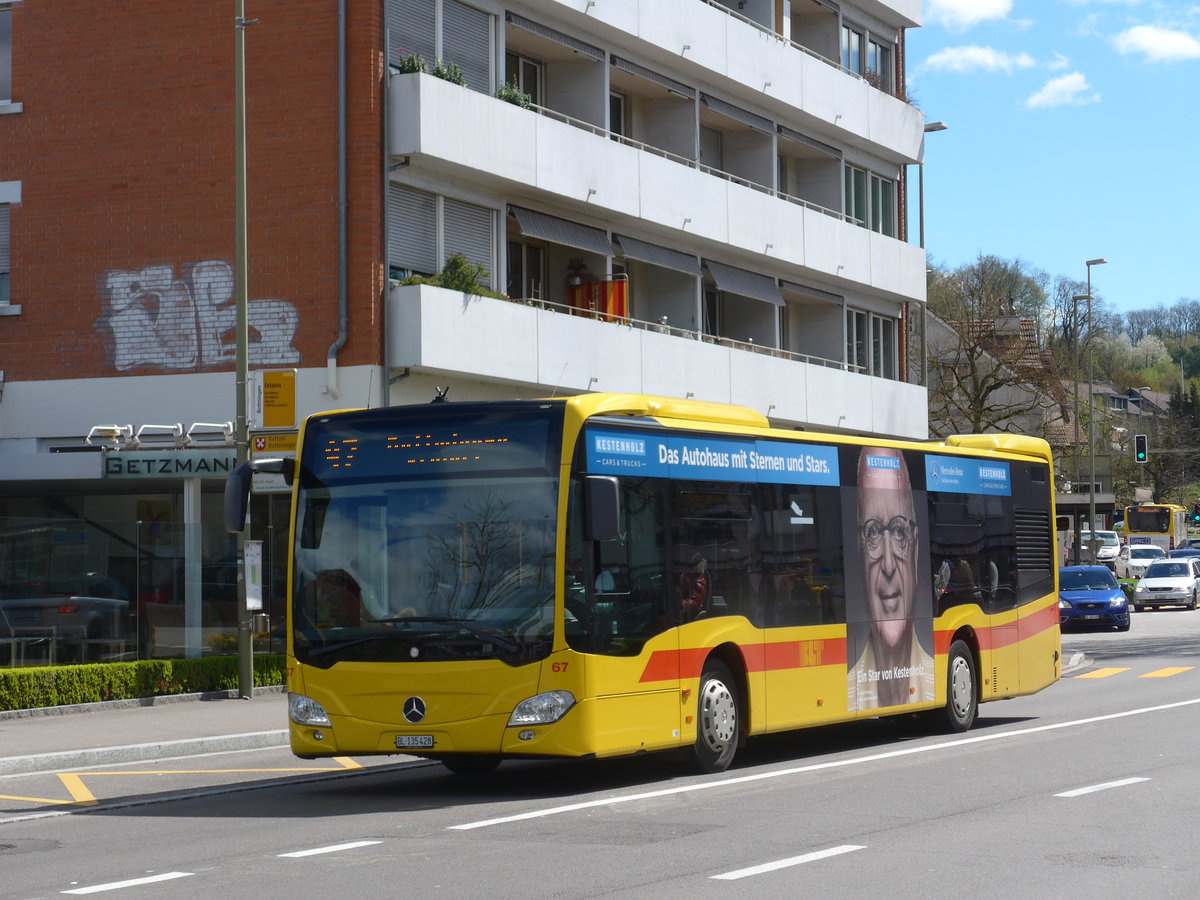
[225,394,1061,774]
[1123,503,1189,553]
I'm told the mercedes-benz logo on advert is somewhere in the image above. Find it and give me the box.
[402,696,427,724]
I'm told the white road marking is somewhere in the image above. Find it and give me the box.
[278,840,383,858]
[450,697,1200,830]
[62,872,193,894]
[711,845,865,880]
[1055,777,1150,798]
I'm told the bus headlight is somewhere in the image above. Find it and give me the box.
[508,690,576,726]
[289,692,332,727]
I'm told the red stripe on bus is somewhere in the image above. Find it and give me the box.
[934,602,1061,654]
[639,638,848,683]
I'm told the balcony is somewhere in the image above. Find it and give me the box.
[388,284,928,439]
[530,0,923,160]
[388,73,926,303]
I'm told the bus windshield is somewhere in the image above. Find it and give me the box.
[291,403,563,668]
[1125,507,1172,533]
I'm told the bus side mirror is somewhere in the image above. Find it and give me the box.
[224,458,295,533]
[584,475,621,542]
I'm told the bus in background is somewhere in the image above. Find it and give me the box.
[1123,503,1188,553]
[226,393,1061,775]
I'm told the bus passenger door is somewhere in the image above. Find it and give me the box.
[576,476,683,756]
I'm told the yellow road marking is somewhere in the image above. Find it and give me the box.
[58,773,99,806]
[1,760,363,808]
[1075,667,1130,679]
[0,793,79,805]
[76,767,337,775]
[1141,667,1195,678]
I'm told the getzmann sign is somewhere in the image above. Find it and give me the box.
[102,450,236,479]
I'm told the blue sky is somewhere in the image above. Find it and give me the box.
[906,0,1199,315]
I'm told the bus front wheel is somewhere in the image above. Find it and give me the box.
[932,640,977,734]
[690,659,739,773]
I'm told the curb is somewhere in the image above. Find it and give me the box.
[0,684,286,721]
[0,730,289,777]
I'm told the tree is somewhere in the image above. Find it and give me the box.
[925,256,1062,438]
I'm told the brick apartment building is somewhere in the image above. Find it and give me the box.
[0,0,930,663]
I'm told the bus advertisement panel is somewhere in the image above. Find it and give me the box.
[226,394,1060,774]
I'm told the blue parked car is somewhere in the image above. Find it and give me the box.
[1059,565,1131,632]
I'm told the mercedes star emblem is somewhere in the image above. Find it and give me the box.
[402,696,427,724]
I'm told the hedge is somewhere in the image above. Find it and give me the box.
[0,655,286,712]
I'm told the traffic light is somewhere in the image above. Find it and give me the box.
[1134,433,1148,463]
[1192,503,1200,526]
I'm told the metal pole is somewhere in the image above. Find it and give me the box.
[1084,257,1107,563]
[1087,280,1096,563]
[234,2,253,698]
[918,161,927,387]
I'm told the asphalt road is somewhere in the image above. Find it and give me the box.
[1,610,1198,898]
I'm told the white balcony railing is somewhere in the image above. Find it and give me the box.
[388,283,929,439]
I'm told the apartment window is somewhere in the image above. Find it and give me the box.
[867,38,893,92]
[844,165,895,236]
[844,165,867,226]
[847,308,897,378]
[388,184,495,286]
[388,0,494,94]
[504,51,541,106]
[0,5,10,103]
[840,24,862,75]
[842,22,894,93]
[609,91,627,138]
[703,287,720,337]
[870,174,895,236]
[507,240,544,300]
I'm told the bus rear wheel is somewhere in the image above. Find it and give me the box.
[690,659,739,773]
[930,640,977,734]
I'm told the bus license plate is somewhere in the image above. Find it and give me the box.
[395,735,434,750]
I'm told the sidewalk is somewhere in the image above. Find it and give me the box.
[0,687,288,776]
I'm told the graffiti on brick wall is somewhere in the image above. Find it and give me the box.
[100,260,300,371]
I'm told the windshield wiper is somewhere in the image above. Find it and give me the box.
[371,616,525,654]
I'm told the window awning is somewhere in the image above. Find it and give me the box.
[509,206,613,256]
[700,93,772,134]
[704,260,784,306]
[614,235,701,276]
[506,12,603,60]
[780,279,843,305]
[611,56,694,98]
[777,125,841,159]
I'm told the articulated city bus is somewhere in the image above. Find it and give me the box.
[226,393,1061,774]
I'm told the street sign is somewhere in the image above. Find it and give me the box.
[250,431,297,493]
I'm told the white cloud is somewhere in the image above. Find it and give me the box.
[927,0,1012,32]
[1024,72,1101,108]
[1113,25,1200,62]
[922,45,1037,74]
[1048,52,1071,71]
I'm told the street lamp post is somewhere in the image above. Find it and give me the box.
[918,121,948,388]
[1084,257,1107,562]
[234,2,254,698]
